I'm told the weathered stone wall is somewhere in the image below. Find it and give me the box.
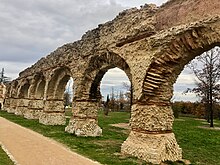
[0,83,6,110]
[4,0,220,164]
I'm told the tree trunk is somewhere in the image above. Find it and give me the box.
[209,58,214,128]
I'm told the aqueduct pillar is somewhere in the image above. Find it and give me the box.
[65,100,102,136]
[121,104,181,164]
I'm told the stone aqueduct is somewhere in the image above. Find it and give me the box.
[2,0,220,164]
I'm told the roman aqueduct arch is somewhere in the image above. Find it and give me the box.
[2,0,220,163]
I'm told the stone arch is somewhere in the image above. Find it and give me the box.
[86,52,132,100]
[121,20,220,164]
[47,67,71,100]
[65,52,132,137]
[141,24,220,104]
[3,1,220,163]
[39,66,72,125]
[27,73,46,99]
[35,78,46,100]
[17,80,31,99]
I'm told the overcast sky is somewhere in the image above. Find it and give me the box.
[0,0,199,101]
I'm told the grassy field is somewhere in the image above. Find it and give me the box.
[0,145,14,165]
[0,110,220,165]
[173,117,220,165]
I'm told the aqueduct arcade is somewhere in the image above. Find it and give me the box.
[2,0,220,163]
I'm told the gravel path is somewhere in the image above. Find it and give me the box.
[0,117,101,165]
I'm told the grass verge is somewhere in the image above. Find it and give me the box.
[0,110,220,164]
[173,117,220,165]
[0,111,145,165]
[0,145,14,165]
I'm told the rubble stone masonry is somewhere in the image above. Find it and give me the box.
[3,0,220,163]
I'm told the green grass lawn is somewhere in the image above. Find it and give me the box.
[0,110,220,165]
[173,117,220,165]
[0,145,14,165]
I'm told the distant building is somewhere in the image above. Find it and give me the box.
[0,83,6,110]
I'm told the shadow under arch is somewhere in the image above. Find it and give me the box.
[10,80,19,98]
[27,73,46,100]
[17,79,31,99]
[47,66,72,100]
[35,75,46,100]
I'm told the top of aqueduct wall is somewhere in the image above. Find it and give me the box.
[17,0,220,79]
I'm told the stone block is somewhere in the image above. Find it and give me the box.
[39,112,66,125]
[15,106,27,116]
[130,104,174,131]
[24,109,43,119]
[72,101,98,118]
[121,131,182,164]
[44,100,64,112]
[17,99,30,107]
[65,117,102,137]
[28,100,44,109]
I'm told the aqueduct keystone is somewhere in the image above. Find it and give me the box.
[3,0,220,163]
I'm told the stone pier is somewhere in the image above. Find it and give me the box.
[65,100,102,137]
[39,100,66,125]
[121,104,182,164]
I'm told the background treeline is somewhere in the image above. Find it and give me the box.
[172,101,220,119]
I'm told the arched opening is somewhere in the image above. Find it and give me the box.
[15,80,31,116]
[170,46,220,164]
[65,52,132,137]
[88,52,132,103]
[99,67,131,113]
[5,80,18,113]
[35,79,46,99]
[172,46,220,117]
[88,53,132,133]
[47,67,73,100]
[18,82,30,99]
[63,78,73,117]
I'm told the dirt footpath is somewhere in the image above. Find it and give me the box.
[0,117,101,165]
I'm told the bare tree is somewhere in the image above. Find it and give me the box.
[110,87,115,111]
[104,94,110,115]
[187,47,220,127]
[122,82,132,111]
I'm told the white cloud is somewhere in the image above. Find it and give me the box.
[101,68,130,97]
[0,61,32,80]
[172,91,199,102]
[117,0,167,7]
